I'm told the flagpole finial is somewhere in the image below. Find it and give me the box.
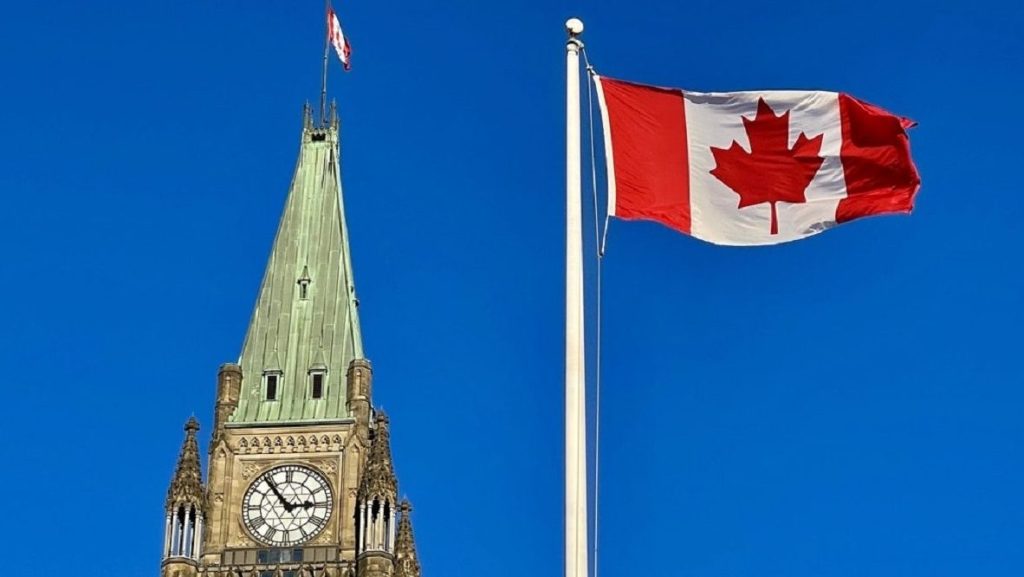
[566,18,584,38]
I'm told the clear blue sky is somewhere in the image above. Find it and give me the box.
[1,1,1021,575]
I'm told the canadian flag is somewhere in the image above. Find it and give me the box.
[594,76,921,246]
[328,7,351,71]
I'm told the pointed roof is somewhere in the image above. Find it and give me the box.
[394,500,422,577]
[233,105,364,424]
[359,412,397,500]
[166,417,204,509]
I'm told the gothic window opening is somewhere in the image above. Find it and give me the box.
[173,505,188,556]
[184,506,196,555]
[373,497,381,548]
[384,501,393,549]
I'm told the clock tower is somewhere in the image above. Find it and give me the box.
[159,104,422,577]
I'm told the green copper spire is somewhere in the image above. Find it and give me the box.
[232,103,364,424]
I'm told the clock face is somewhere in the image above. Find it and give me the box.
[242,464,334,546]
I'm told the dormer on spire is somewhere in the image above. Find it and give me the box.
[298,265,312,300]
[394,500,422,577]
[162,418,206,569]
[263,348,284,401]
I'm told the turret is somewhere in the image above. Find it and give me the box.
[212,363,242,441]
[347,359,373,440]
[357,412,398,577]
[161,418,206,577]
[393,500,421,577]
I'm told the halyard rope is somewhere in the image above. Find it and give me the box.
[582,46,603,577]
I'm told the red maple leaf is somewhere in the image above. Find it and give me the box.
[710,99,825,235]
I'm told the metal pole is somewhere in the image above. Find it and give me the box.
[320,0,331,126]
[565,17,588,577]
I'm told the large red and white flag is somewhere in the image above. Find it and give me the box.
[327,7,351,71]
[594,76,920,246]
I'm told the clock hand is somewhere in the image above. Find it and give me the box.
[300,500,315,509]
[267,478,295,512]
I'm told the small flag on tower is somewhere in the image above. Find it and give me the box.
[327,7,351,71]
[594,76,921,246]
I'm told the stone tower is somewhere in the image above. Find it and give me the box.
[160,104,422,577]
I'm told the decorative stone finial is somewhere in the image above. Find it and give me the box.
[166,417,205,510]
[358,410,397,500]
[394,498,421,577]
[303,102,314,129]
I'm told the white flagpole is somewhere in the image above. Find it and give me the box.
[565,17,588,577]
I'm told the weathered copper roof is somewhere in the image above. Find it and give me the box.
[233,105,364,424]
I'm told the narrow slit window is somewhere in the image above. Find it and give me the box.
[297,269,312,301]
[311,373,325,399]
[266,374,279,401]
